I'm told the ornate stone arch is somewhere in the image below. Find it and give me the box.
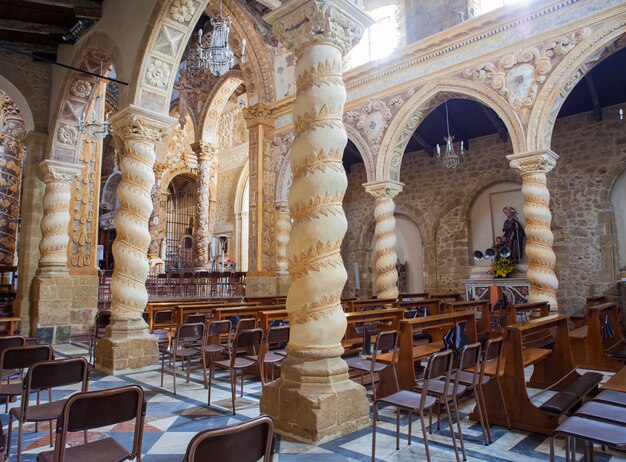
[0,76,34,132]
[100,171,122,212]
[131,0,274,116]
[377,78,526,182]
[200,73,245,142]
[528,20,626,151]
[159,167,197,194]
[234,160,250,214]
[344,124,375,183]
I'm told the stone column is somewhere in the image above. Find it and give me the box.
[191,141,217,270]
[364,180,403,299]
[95,106,172,373]
[263,0,372,444]
[507,149,559,311]
[31,160,84,343]
[275,200,291,295]
[243,103,277,296]
[13,131,47,335]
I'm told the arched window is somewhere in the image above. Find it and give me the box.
[346,5,399,69]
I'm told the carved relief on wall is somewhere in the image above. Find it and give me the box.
[218,103,248,149]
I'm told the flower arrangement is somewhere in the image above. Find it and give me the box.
[492,257,514,278]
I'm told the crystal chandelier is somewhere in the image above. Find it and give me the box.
[194,0,245,77]
[79,89,109,142]
[435,100,464,169]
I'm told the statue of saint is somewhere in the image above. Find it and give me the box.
[502,206,525,262]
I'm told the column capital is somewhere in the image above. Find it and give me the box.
[274,200,289,210]
[39,159,84,183]
[266,0,373,56]
[363,180,404,200]
[243,102,274,129]
[191,141,218,161]
[507,149,559,175]
[110,105,174,144]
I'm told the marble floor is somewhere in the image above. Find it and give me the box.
[3,343,624,461]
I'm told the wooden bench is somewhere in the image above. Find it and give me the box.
[393,299,442,316]
[259,309,289,332]
[427,293,462,302]
[475,314,596,435]
[397,292,429,301]
[445,300,491,337]
[376,311,478,396]
[342,308,404,351]
[244,296,286,305]
[212,305,286,325]
[506,301,550,326]
[570,302,624,372]
[602,365,626,393]
[343,298,396,312]
[176,302,263,326]
[0,317,20,335]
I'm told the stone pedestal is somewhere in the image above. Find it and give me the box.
[95,106,173,374]
[508,150,559,311]
[32,270,74,343]
[263,0,373,444]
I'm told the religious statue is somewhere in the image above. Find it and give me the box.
[502,206,525,262]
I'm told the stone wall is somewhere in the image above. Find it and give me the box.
[404,0,466,45]
[342,106,625,312]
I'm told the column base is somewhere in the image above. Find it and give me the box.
[32,270,74,343]
[95,319,158,374]
[246,274,277,296]
[260,347,369,444]
[276,274,291,296]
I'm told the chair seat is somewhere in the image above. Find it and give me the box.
[415,379,467,398]
[203,344,227,354]
[0,382,22,397]
[378,390,437,411]
[37,436,130,462]
[348,359,387,373]
[456,370,489,386]
[593,390,626,407]
[10,399,67,422]
[172,347,200,358]
[215,357,256,370]
[264,352,285,365]
[552,416,626,449]
[575,401,626,425]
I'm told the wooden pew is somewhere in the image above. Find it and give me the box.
[145,300,260,329]
[445,300,491,337]
[342,309,404,350]
[376,311,478,395]
[245,296,287,305]
[176,302,263,325]
[506,301,550,326]
[586,295,608,308]
[570,302,624,372]
[477,314,585,435]
[602,365,626,393]
[260,309,289,332]
[0,317,20,335]
[212,305,286,325]
[343,298,396,312]
[428,293,462,302]
[393,299,442,316]
[397,292,429,301]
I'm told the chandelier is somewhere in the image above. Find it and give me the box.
[79,88,109,141]
[193,0,245,77]
[435,100,464,169]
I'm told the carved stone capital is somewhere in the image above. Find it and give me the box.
[507,149,559,175]
[266,0,373,56]
[39,159,84,184]
[363,180,404,200]
[0,93,23,121]
[243,102,274,128]
[110,105,173,144]
[191,141,218,161]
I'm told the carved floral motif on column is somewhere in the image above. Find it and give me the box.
[191,141,218,269]
[364,180,403,300]
[507,150,559,310]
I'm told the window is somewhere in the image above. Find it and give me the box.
[471,0,526,17]
[346,6,398,69]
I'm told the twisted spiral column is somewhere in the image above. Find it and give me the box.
[38,160,84,271]
[508,150,559,311]
[95,106,172,373]
[264,0,373,443]
[275,201,291,276]
[364,181,403,299]
[191,141,217,270]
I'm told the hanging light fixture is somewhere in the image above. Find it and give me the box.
[435,100,464,169]
[194,0,245,77]
[79,64,109,141]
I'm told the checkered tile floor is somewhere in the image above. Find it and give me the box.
[3,344,623,461]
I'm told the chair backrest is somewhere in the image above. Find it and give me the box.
[455,342,482,392]
[265,325,290,346]
[95,310,112,330]
[0,335,26,355]
[0,344,53,372]
[372,330,398,387]
[207,320,231,337]
[185,314,206,325]
[232,328,263,366]
[234,317,256,335]
[153,310,173,325]
[480,336,504,382]
[53,385,146,462]
[176,323,205,346]
[184,415,274,462]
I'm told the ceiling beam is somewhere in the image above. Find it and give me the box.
[479,105,508,142]
[409,130,434,156]
[584,74,603,122]
[0,18,68,36]
[23,0,102,19]
[0,40,57,55]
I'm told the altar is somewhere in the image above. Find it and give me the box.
[464,265,530,304]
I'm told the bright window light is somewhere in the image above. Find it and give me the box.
[346,5,398,69]
[478,0,526,15]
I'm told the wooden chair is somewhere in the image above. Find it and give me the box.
[183,415,274,462]
[213,328,264,414]
[36,385,146,462]
[372,350,453,462]
[348,330,397,402]
[203,320,232,401]
[88,310,111,365]
[7,358,89,462]
[262,325,290,384]
[161,323,206,394]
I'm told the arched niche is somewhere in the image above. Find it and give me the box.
[234,161,249,272]
[0,77,34,132]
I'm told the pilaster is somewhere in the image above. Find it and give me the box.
[262,0,373,444]
[507,149,559,311]
[95,106,173,373]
